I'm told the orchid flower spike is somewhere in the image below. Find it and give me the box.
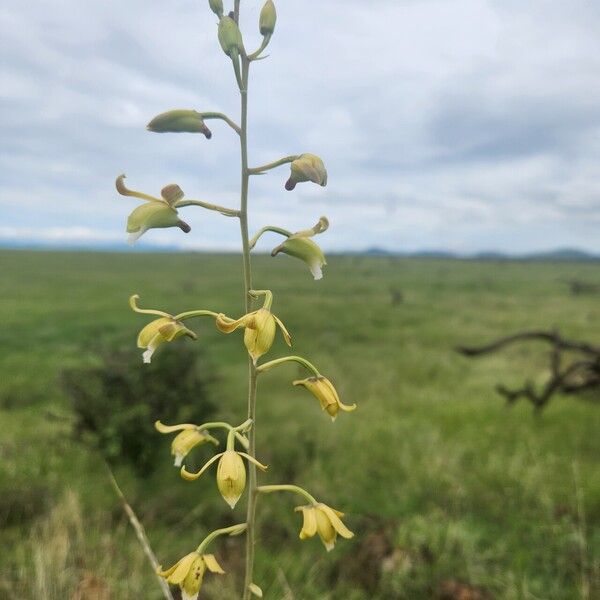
[285,154,328,191]
[295,503,354,551]
[129,294,197,363]
[272,216,329,280]
[293,375,356,420]
[116,174,190,245]
[157,551,225,600]
[155,421,219,467]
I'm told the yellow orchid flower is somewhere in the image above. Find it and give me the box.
[157,551,224,600]
[293,376,356,420]
[129,295,197,363]
[116,175,191,245]
[295,503,354,552]
[285,153,327,191]
[181,449,268,509]
[271,217,329,280]
[155,421,219,467]
[216,306,291,362]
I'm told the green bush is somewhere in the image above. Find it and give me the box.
[61,344,216,476]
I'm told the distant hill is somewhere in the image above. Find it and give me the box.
[0,241,598,261]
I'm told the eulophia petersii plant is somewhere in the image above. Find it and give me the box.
[116,1,356,598]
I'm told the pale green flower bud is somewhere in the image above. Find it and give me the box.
[208,0,224,18]
[147,109,212,138]
[272,237,326,280]
[259,0,277,36]
[285,154,328,190]
[218,16,243,59]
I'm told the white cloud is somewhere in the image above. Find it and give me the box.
[1,0,599,253]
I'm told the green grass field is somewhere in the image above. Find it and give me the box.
[0,250,598,599]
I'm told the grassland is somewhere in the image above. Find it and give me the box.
[0,250,598,599]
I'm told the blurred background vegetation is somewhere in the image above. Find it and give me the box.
[0,250,598,599]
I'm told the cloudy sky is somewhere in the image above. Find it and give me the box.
[1,0,599,253]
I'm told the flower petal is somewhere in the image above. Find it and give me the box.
[157,552,197,585]
[272,314,292,346]
[180,453,224,481]
[116,174,163,203]
[238,452,268,471]
[318,504,354,539]
[155,420,197,434]
[297,506,317,539]
[203,554,225,574]
[215,313,250,333]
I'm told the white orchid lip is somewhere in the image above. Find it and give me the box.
[127,228,147,245]
[309,261,323,280]
[142,346,156,364]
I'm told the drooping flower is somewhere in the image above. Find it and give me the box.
[294,503,354,551]
[216,308,291,362]
[147,109,212,138]
[155,421,219,467]
[116,174,190,244]
[157,551,225,600]
[130,294,197,363]
[271,216,329,280]
[285,154,327,191]
[293,376,356,420]
[181,449,268,508]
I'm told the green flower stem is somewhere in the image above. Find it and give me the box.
[226,428,236,451]
[196,523,248,554]
[233,41,260,600]
[248,155,300,175]
[257,355,321,377]
[174,309,219,321]
[249,289,273,310]
[257,484,318,505]
[175,199,240,217]
[234,431,250,450]
[195,420,248,433]
[199,112,241,135]
[248,35,271,61]
[233,418,254,433]
[248,225,293,250]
